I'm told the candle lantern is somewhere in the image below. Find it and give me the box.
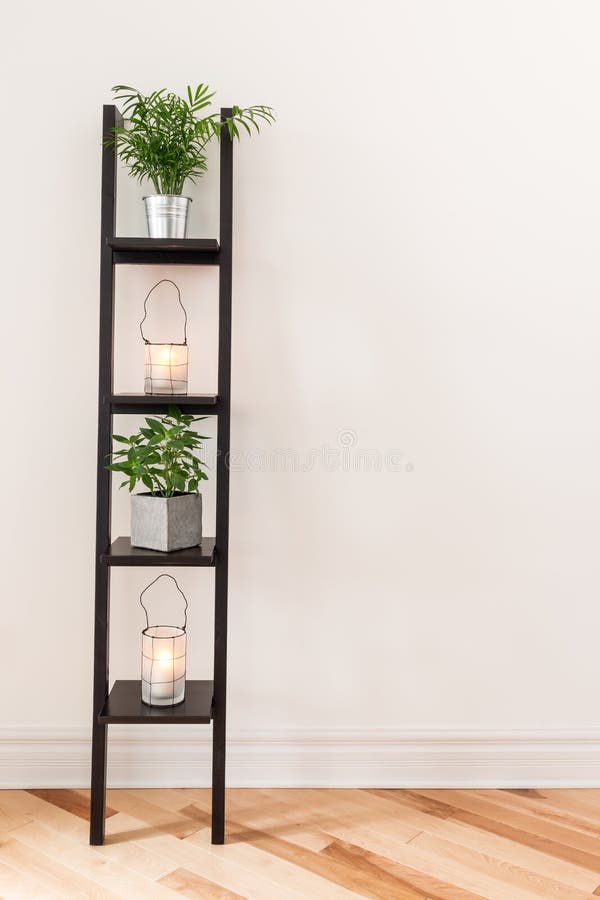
[140,574,188,706]
[140,279,189,395]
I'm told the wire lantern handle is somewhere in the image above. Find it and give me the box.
[139,279,188,345]
[139,574,188,631]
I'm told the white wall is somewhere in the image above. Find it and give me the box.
[2,0,600,785]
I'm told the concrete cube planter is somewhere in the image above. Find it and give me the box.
[131,492,202,552]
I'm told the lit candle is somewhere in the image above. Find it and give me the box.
[142,626,186,706]
[144,342,189,395]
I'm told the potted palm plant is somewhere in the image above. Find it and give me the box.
[108,406,209,552]
[106,83,275,238]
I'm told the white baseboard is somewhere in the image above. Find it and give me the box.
[1,727,599,789]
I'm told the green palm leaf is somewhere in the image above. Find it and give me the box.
[105,83,275,195]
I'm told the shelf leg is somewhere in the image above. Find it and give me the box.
[211,577,227,843]
[90,104,117,846]
[211,556,228,844]
[211,108,233,846]
[211,706,226,843]
[90,722,107,844]
[90,561,110,845]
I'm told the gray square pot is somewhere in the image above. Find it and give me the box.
[131,492,202,552]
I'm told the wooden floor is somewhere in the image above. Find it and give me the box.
[1,790,600,899]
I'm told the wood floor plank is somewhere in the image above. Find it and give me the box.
[179,789,334,852]
[410,829,598,900]
[0,790,88,840]
[152,787,376,854]
[223,788,331,850]
[185,823,370,900]
[501,790,600,823]
[416,790,600,857]
[3,788,600,899]
[105,791,204,840]
[182,798,425,900]
[159,866,246,899]
[72,790,175,879]
[318,820,546,900]
[551,790,600,805]
[262,794,554,900]
[322,838,491,900]
[9,820,177,899]
[105,812,314,900]
[411,790,600,873]
[244,788,423,844]
[28,789,117,822]
[96,831,176,882]
[474,789,600,839]
[0,857,62,899]
[363,789,600,892]
[0,811,31,836]
[219,788,335,850]
[98,811,183,881]
[0,835,118,898]
[123,789,197,815]
[182,800,333,854]
[187,831,419,900]
[238,790,518,900]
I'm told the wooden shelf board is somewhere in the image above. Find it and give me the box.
[103,536,216,567]
[110,394,220,414]
[109,237,220,252]
[107,237,220,265]
[99,679,213,724]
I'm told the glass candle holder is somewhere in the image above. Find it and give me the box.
[144,342,189,395]
[141,625,186,706]
[140,279,190,396]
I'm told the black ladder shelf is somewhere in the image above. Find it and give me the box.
[90,104,233,845]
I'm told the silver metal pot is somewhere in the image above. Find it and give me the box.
[143,195,192,239]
